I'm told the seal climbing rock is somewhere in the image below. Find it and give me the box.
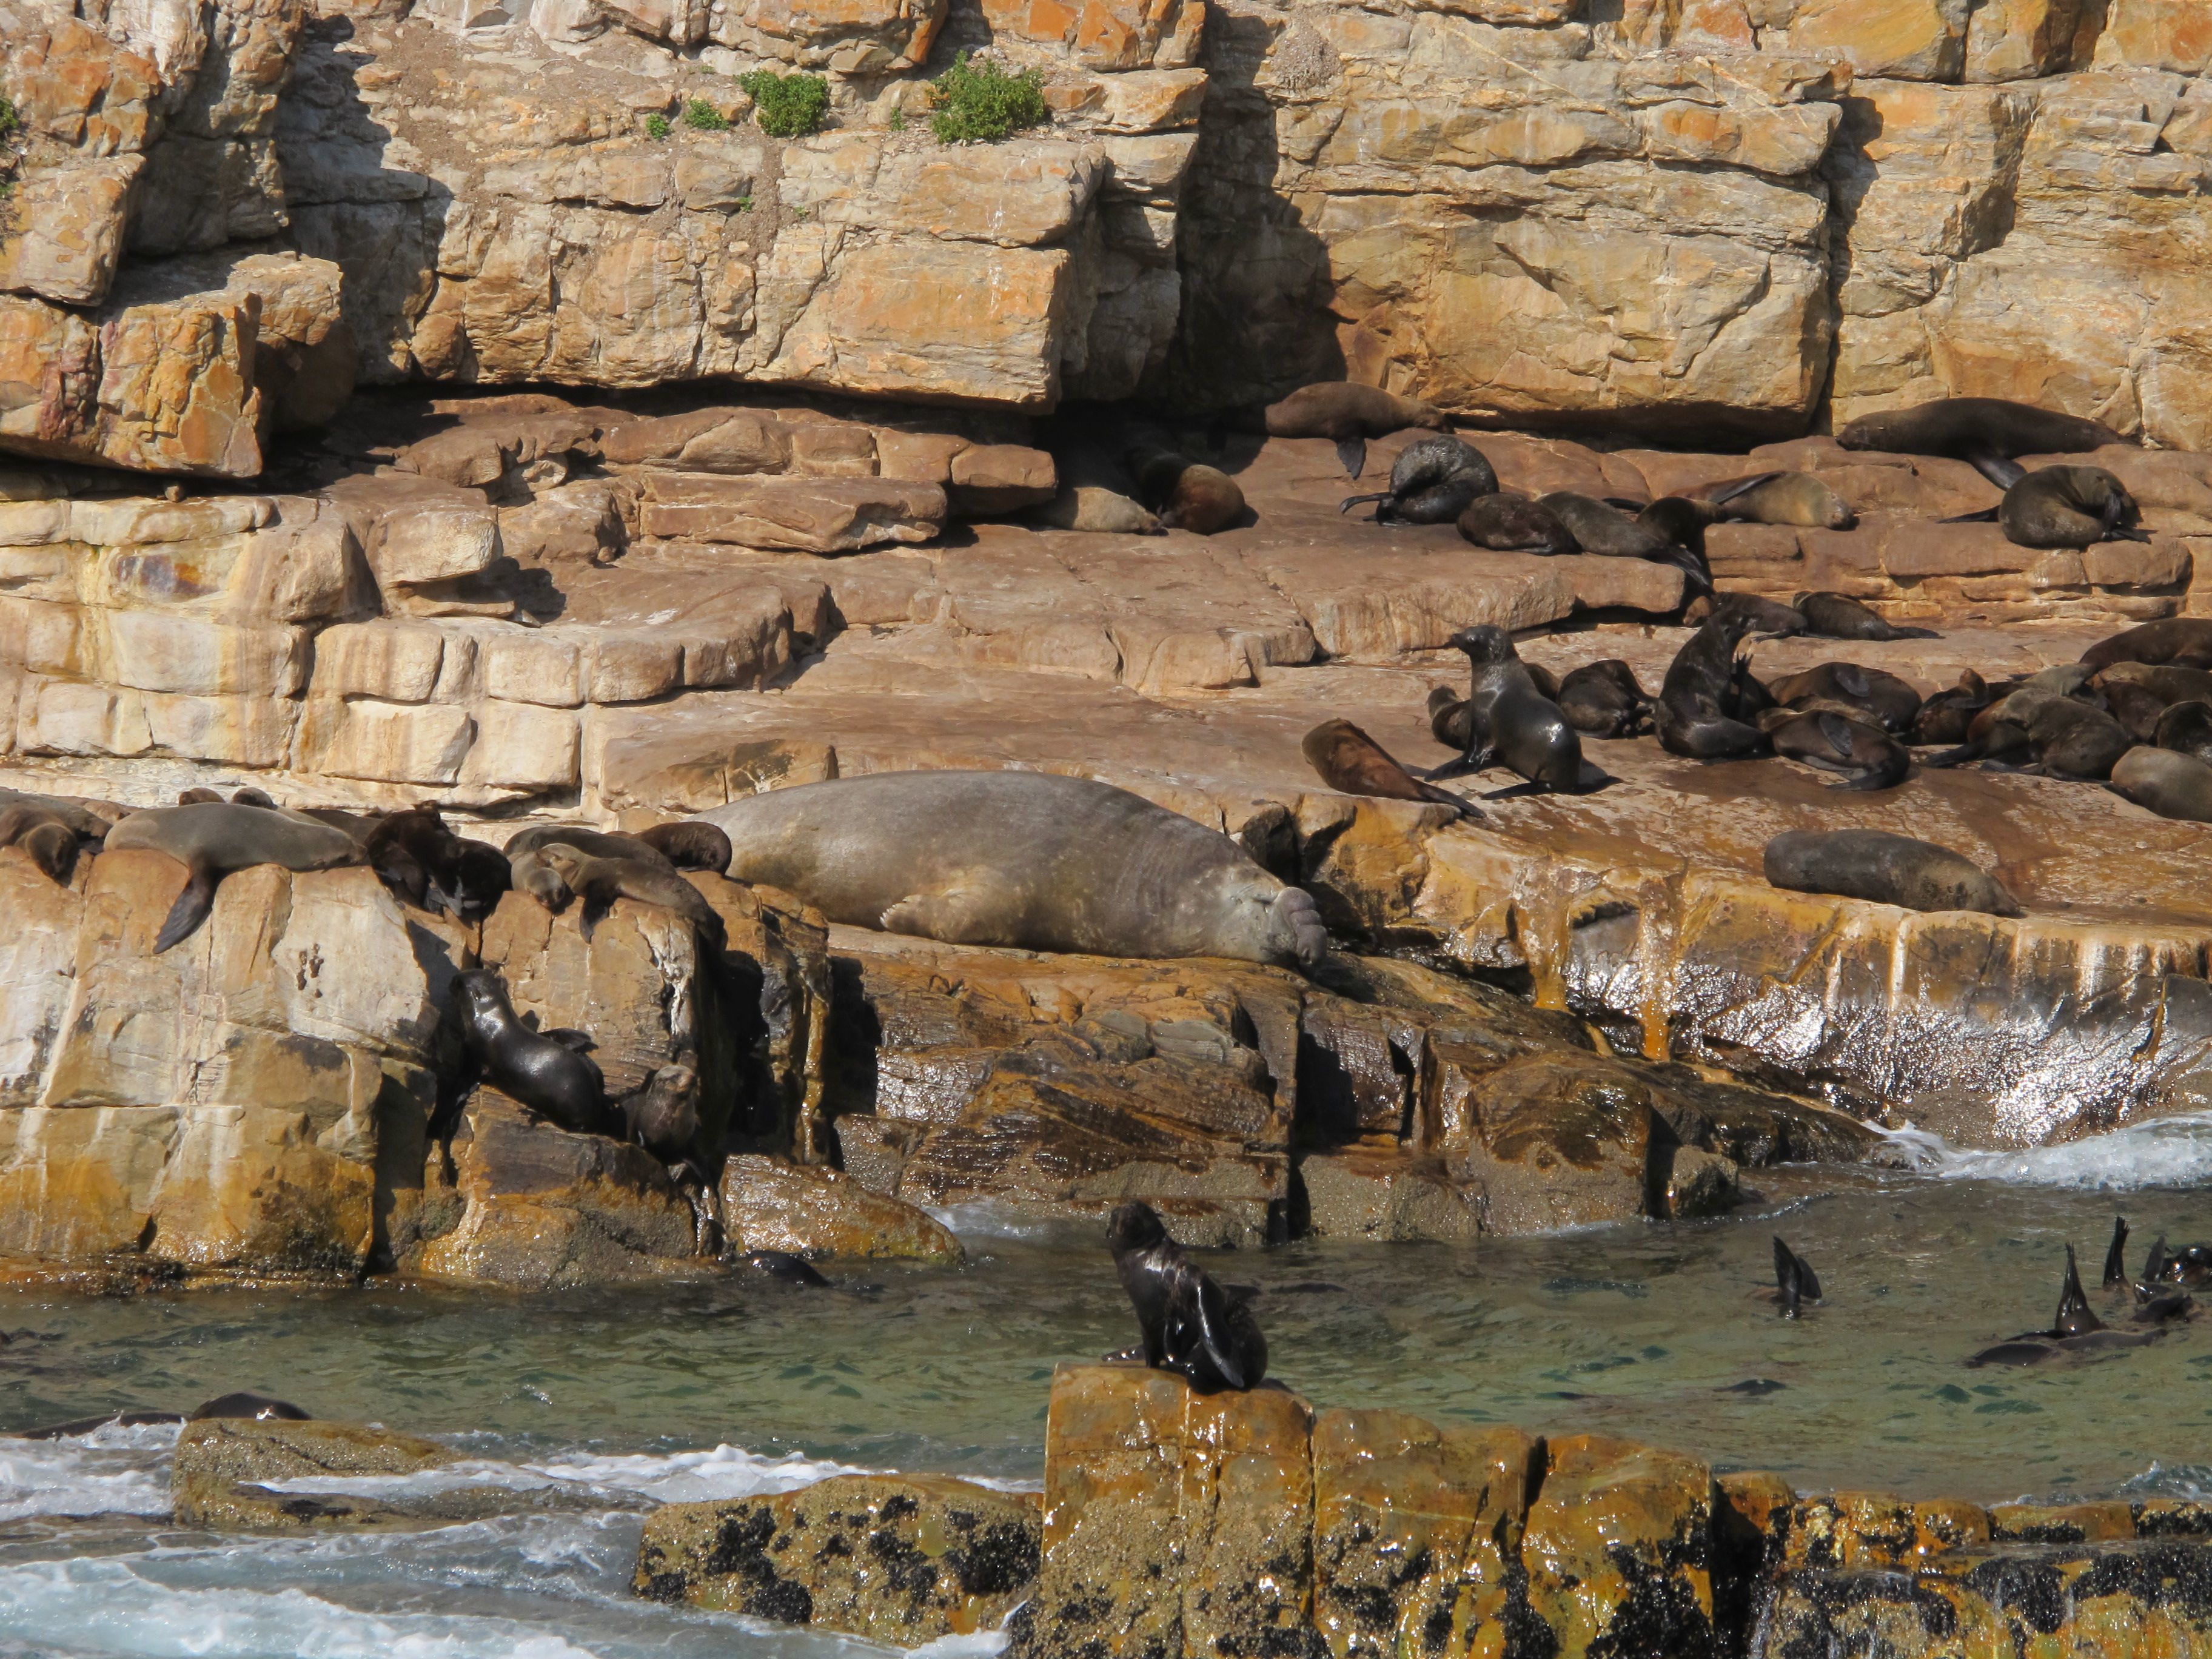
[453,968,612,1136]
[1105,1201,1267,1393]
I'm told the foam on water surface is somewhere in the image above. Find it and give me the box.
[1877,1109,2212,1188]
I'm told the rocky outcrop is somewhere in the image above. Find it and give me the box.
[172,1416,460,1531]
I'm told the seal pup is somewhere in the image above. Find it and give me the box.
[2111,745,2212,821]
[105,803,365,953]
[1302,719,1476,818]
[452,970,611,1136]
[1262,381,1449,478]
[1702,472,1857,531]
[1126,440,1245,535]
[699,771,1329,971]
[2155,700,2212,766]
[1996,466,2149,549]
[535,844,723,942]
[1760,709,1910,791]
[1032,485,1162,535]
[1457,491,1577,555]
[1341,435,1496,524]
[1763,829,2022,916]
[1772,1238,1822,1318]
[1794,592,1938,642]
[1427,626,1584,791]
[1911,670,1994,746]
[1556,659,1652,739]
[1837,397,2128,489]
[1967,1247,2163,1366]
[635,821,733,875]
[2083,618,2212,675]
[1105,1201,1267,1393]
[1768,662,1922,733]
[1657,610,1772,760]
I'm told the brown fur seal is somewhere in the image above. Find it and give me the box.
[2093,662,2212,709]
[105,803,364,952]
[0,802,84,883]
[1263,381,1448,478]
[1923,690,2048,769]
[1301,719,1475,819]
[1428,626,1585,791]
[1793,591,1937,642]
[1032,486,1162,535]
[1702,472,1856,531]
[1837,397,2128,489]
[506,825,679,913]
[1763,829,2023,916]
[176,788,224,805]
[230,788,277,809]
[2083,619,2212,675]
[2111,746,2212,823]
[1340,436,1496,525]
[1713,594,1808,638]
[2026,697,2132,780]
[1768,662,1922,733]
[635,821,733,874]
[1537,492,1667,558]
[453,968,612,1136]
[1556,659,1653,739]
[535,844,723,942]
[697,771,1329,970]
[1658,609,1772,760]
[1997,466,2148,549]
[1910,670,1994,746]
[2101,679,2170,743]
[1759,709,1910,791]
[1126,441,1245,535]
[1633,498,1720,603]
[2155,700,2212,766]
[1457,491,1577,554]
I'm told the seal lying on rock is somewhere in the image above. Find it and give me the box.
[1911,670,1995,745]
[0,793,104,885]
[1428,626,1584,791]
[453,968,611,1136]
[106,802,365,952]
[635,821,733,875]
[535,844,723,942]
[1556,660,1653,739]
[1262,381,1449,478]
[1302,719,1475,818]
[697,771,1328,970]
[1762,830,2022,916]
[1968,1246,2162,1366]
[507,825,681,912]
[1031,485,1162,535]
[1837,397,2128,489]
[1340,436,1495,524]
[1976,466,2150,549]
[1768,662,1922,733]
[1456,491,1577,555]
[2083,618,2212,675]
[1106,1201,1267,1393]
[1760,709,1910,792]
[2111,745,2212,823]
[2156,700,2212,766]
[1702,472,1856,531]
[1794,592,1937,642]
[1126,440,1245,535]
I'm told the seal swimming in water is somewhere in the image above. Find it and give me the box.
[1837,397,2129,489]
[190,1392,310,1422]
[2111,745,2212,822]
[104,803,364,953]
[1340,435,1496,524]
[1302,719,1475,818]
[1771,1238,1822,1318]
[1125,440,1245,535]
[1427,626,1584,791]
[2082,619,2212,675]
[1657,609,1773,760]
[1556,659,1653,738]
[1968,1246,2163,1366]
[1763,829,2023,916]
[1262,381,1449,478]
[1768,662,1923,733]
[1456,491,1577,554]
[739,1250,830,1286]
[1760,709,1910,791]
[1106,1201,1267,1393]
[1700,472,1857,531]
[2155,700,2212,766]
[453,968,611,1136]
[697,771,1329,970]
[1794,592,1938,642]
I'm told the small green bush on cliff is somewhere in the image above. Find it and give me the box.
[739,70,829,138]
[0,97,19,139]
[645,112,670,139]
[928,54,1047,144]
[682,96,729,132]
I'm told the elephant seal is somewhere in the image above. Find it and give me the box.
[1760,709,1910,791]
[697,771,1329,970]
[1556,659,1653,738]
[1837,397,2128,489]
[1794,591,1937,642]
[1703,472,1856,531]
[1768,662,1922,732]
[1457,491,1577,554]
[636,821,732,874]
[1127,441,1245,534]
[1340,436,1496,524]
[1427,626,1584,791]
[1763,829,2022,916]
[2155,700,2212,765]
[105,803,364,953]
[1967,1247,2162,1367]
[1911,670,1995,745]
[1301,719,1475,819]
[2111,745,2212,822]
[1106,1201,1267,1393]
[2083,618,2212,674]
[1537,493,1668,558]
[1999,466,2148,549]
[535,844,723,941]
[1772,1238,1822,1318]
[1263,381,1449,478]
[1033,485,1162,535]
[453,968,611,1136]
[1658,610,1772,760]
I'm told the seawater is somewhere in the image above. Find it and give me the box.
[4,1121,2211,1658]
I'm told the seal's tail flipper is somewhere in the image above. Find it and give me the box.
[1772,1237,1821,1316]
[1940,508,2002,525]
[1965,451,2027,491]
[2104,1215,2131,1288]
[153,865,218,954]
[1339,491,1389,515]
[1334,436,1367,479]
[2144,1235,2173,1282]
[2054,1244,2103,1337]
[1707,472,1786,510]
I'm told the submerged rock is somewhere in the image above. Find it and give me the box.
[172,1418,457,1532]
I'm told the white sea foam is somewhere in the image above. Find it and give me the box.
[922,1203,1063,1241]
[1874,1109,2212,1189]
[259,1442,871,1506]
[0,1420,178,1523]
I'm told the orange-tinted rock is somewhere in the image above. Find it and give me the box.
[172,1417,459,1531]
[1785,1492,1994,1571]
[1521,1434,1718,1659]
[718,1153,964,1262]
[636,475,947,552]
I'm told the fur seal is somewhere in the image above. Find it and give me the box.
[1762,829,2022,916]
[1967,1246,2162,1367]
[506,825,679,912]
[1910,670,1994,745]
[697,771,1329,970]
[1657,610,1773,760]
[104,803,364,952]
[1427,626,1584,791]
[535,844,723,941]
[739,1250,830,1286]
[1537,493,1667,558]
[2100,678,2170,743]
[0,799,89,883]
[1340,436,1496,524]
[1760,709,1910,791]
[1263,381,1448,478]
[2025,696,2131,780]
[1556,659,1653,738]
[177,787,225,805]
[620,1061,702,1167]
[190,1392,310,1422]
[1998,466,2148,549]
[1768,662,1922,733]
[1837,397,2128,489]
[1106,1201,1267,1393]
[2111,745,2212,822]
[635,821,733,875]
[2155,700,2212,765]
[1922,691,2049,770]
[2093,662,2212,709]
[1793,591,1937,642]
[1301,719,1475,818]
[1620,499,1717,603]
[1703,472,1856,531]
[1033,485,1162,535]
[2084,619,2212,675]
[2104,1215,2131,1288]
[1456,491,1577,555]
[1126,440,1245,535]
[1772,1238,1822,1318]
[453,968,611,1136]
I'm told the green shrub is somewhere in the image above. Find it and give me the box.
[682,96,729,132]
[738,69,829,138]
[645,112,670,139]
[928,53,1047,144]
[0,97,18,139]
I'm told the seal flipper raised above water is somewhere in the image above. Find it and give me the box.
[1773,1237,1822,1318]
[2105,1215,2131,1289]
[104,803,365,953]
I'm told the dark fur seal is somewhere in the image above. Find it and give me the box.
[1760,709,1910,791]
[2026,697,2131,780]
[698,771,1329,970]
[1302,719,1474,818]
[1763,829,2022,916]
[535,844,723,941]
[1556,660,1652,738]
[2104,1216,2131,1287]
[1768,662,1922,733]
[1837,397,2128,489]
[454,968,611,1136]
[1968,1247,2162,1367]
[635,821,732,874]
[2094,662,2212,709]
[1264,381,1448,477]
[1538,493,1667,558]
[1922,691,2046,771]
[1341,436,1496,524]
[2083,619,2212,675]
[739,1250,830,1286]
[1657,610,1772,760]
[2111,745,2212,822]
[1712,594,1808,638]
[1772,1238,1822,1318]
[1910,670,1994,745]
[1703,472,1855,530]
[620,1062,701,1166]
[190,1392,310,1422]
[1999,466,2148,549]
[1106,1201,1267,1393]
[507,825,677,912]
[1126,440,1245,534]
[2155,700,2212,765]
[1428,626,1583,791]
[105,803,364,953]
[2101,678,2170,743]
[1457,491,1577,555]
[0,800,87,883]
[1624,499,1717,603]
[1793,591,1937,642]
[177,788,225,805]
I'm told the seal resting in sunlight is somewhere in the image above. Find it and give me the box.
[696,771,1328,970]
[104,802,364,953]
[1302,718,1475,818]
[1763,830,2022,917]
[1837,398,2128,489]
[1106,1201,1267,1393]
[1262,380,1449,478]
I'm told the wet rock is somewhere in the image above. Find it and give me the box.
[717,1153,964,1264]
[1520,1433,1718,1659]
[172,1416,457,1531]
[1297,1146,1480,1244]
[1785,1492,1994,1570]
[1445,1052,1674,1232]
[635,1474,1040,1644]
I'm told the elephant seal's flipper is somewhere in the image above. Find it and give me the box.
[880,886,1009,944]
